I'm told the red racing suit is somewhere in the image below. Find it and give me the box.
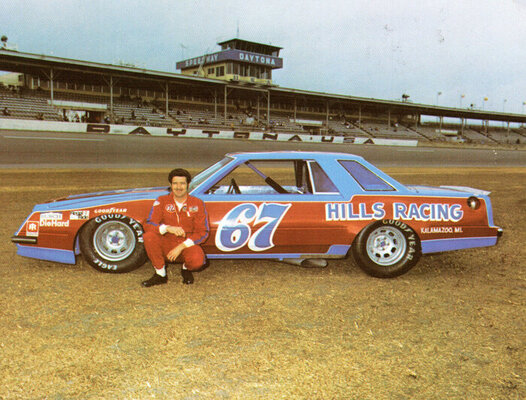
[144,193,209,270]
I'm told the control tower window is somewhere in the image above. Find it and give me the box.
[216,66,225,77]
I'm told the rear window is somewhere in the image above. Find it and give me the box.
[339,160,394,191]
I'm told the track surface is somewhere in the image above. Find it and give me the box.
[1,130,525,168]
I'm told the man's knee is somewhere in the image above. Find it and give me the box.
[143,230,159,245]
[183,246,206,270]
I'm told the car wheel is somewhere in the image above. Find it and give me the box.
[351,220,421,278]
[79,214,148,273]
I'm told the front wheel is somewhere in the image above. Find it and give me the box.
[79,214,148,273]
[351,220,421,278]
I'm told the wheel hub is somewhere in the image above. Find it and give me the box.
[108,230,125,247]
[93,221,136,261]
[366,226,407,266]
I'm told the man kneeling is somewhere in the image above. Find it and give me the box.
[141,168,209,287]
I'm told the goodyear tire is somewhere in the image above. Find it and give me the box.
[352,220,421,278]
[79,214,148,273]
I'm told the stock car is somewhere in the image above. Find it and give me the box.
[11,151,503,278]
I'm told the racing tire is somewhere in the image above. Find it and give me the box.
[351,220,421,278]
[79,214,148,273]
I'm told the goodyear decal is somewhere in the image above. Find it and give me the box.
[326,202,464,222]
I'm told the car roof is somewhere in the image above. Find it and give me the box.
[226,151,366,162]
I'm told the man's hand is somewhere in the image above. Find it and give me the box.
[166,226,185,236]
[167,243,186,262]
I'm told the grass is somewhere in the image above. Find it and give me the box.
[0,167,524,399]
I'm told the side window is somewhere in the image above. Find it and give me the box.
[339,160,394,191]
[206,160,311,195]
[308,162,339,193]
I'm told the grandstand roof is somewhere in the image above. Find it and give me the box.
[1,48,525,124]
[0,48,223,91]
[217,38,283,52]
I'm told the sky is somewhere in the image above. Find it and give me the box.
[2,0,526,114]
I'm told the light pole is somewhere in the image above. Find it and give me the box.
[436,92,442,125]
[503,99,507,127]
[459,94,465,108]
[482,97,488,110]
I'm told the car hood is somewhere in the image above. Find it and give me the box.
[34,187,169,212]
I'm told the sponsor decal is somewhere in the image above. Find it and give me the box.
[189,206,199,212]
[325,202,464,223]
[26,221,39,237]
[86,124,110,133]
[393,202,463,222]
[70,210,90,220]
[40,212,63,221]
[40,219,70,228]
[216,203,290,252]
[326,202,385,221]
[39,212,69,227]
[94,207,127,214]
[421,226,463,234]
[153,200,160,206]
[165,204,176,213]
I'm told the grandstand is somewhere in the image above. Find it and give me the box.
[1,41,526,146]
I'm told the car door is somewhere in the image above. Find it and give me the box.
[195,158,348,258]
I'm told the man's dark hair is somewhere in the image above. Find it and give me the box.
[168,168,192,184]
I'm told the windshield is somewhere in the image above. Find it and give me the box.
[189,156,233,192]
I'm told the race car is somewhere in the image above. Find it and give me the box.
[11,151,503,278]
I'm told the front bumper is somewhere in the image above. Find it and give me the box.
[11,236,38,244]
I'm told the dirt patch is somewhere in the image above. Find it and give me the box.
[0,168,524,399]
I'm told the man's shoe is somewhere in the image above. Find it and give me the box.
[141,273,168,287]
[181,268,194,285]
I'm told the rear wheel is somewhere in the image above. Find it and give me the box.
[79,214,147,273]
[352,220,421,278]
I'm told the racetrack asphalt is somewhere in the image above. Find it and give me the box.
[1,130,525,169]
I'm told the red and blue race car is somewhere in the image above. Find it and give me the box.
[11,151,502,278]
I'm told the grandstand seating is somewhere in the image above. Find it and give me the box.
[0,89,61,121]
[359,122,423,140]
[327,118,368,137]
[476,126,524,144]
[112,102,174,128]
[0,84,524,145]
